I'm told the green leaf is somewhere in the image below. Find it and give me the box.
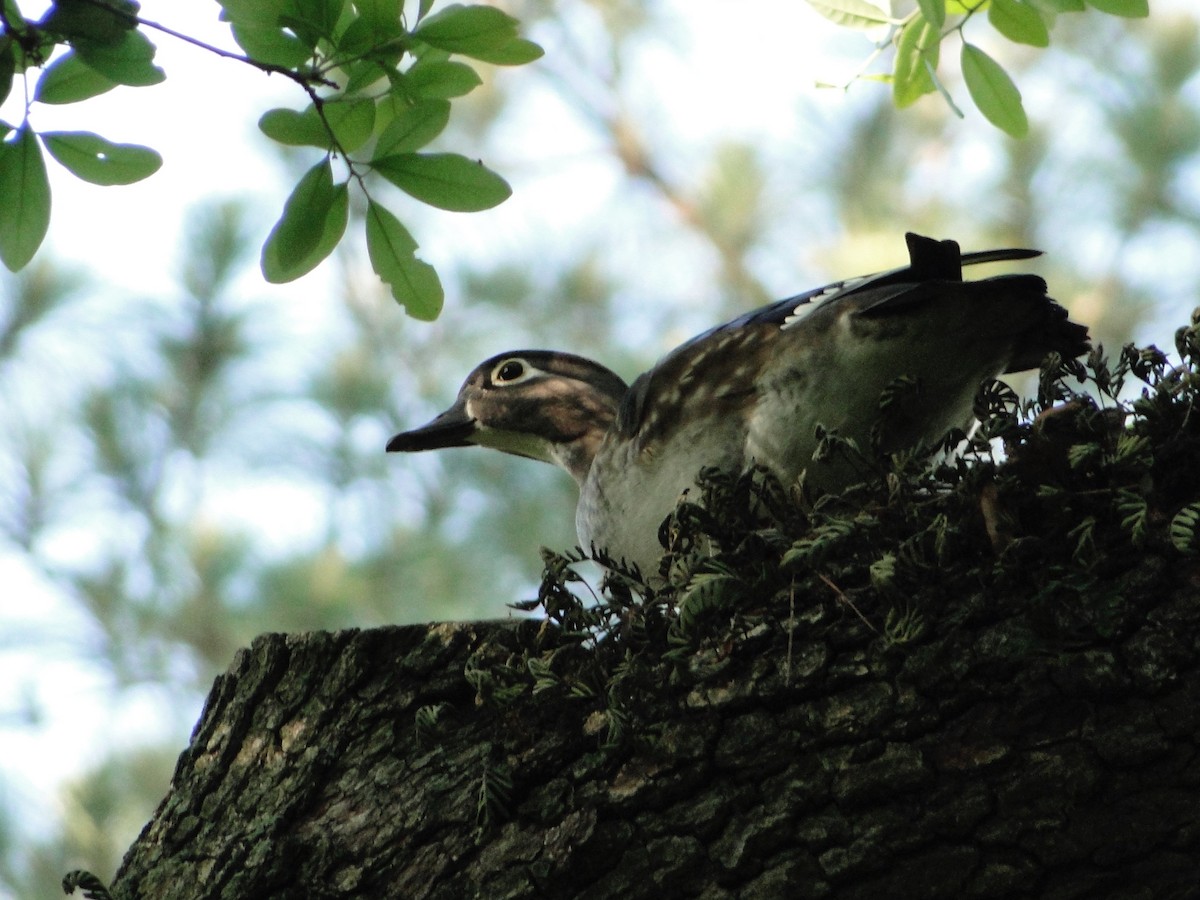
[259,99,375,152]
[268,181,347,282]
[0,126,52,271]
[414,3,544,65]
[261,159,342,282]
[892,15,940,108]
[335,3,404,60]
[372,152,511,211]
[1170,503,1200,554]
[336,0,405,62]
[961,43,1028,137]
[804,0,892,28]
[258,107,328,147]
[282,0,346,48]
[1085,0,1148,16]
[41,131,161,185]
[217,0,287,28]
[915,0,945,31]
[414,4,512,47]
[74,29,165,87]
[374,100,450,155]
[471,37,542,66]
[0,42,13,108]
[354,0,403,33]
[324,97,375,153]
[365,200,443,319]
[2,0,26,30]
[41,0,138,45]
[35,51,118,104]
[989,0,1050,47]
[230,23,312,68]
[342,58,395,95]
[405,59,483,99]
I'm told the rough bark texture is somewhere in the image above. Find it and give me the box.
[111,555,1200,900]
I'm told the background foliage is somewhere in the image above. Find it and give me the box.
[1,0,1199,895]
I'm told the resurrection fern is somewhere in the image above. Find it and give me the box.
[475,757,513,829]
[1170,502,1200,555]
[472,309,1200,746]
[413,702,450,749]
[61,870,115,900]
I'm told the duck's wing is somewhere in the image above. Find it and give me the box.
[615,233,1069,446]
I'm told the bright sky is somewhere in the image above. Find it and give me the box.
[0,2,315,857]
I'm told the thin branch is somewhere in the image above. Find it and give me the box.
[61,0,338,93]
[818,573,880,635]
[65,0,367,176]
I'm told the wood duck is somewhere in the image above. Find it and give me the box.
[388,233,1090,576]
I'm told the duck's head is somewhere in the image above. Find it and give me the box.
[387,351,629,485]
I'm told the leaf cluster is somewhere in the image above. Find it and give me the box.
[247,0,542,318]
[0,0,165,270]
[480,308,1200,743]
[806,0,1149,137]
[0,0,542,318]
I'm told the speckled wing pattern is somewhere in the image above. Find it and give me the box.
[615,234,1044,449]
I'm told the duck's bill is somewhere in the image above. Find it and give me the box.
[387,403,478,452]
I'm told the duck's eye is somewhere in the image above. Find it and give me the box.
[494,360,526,383]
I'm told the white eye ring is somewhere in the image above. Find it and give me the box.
[491,358,535,385]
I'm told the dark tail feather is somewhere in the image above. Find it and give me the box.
[1001,280,1091,373]
[904,234,1089,371]
[905,232,1042,283]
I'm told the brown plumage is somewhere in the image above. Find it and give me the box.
[389,233,1090,576]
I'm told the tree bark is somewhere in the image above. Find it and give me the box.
[110,551,1200,899]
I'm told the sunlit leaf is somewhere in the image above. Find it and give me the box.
[961,43,1028,137]
[1085,0,1148,16]
[893,15,940,107]
[365,200,443,319]
[258,106,329,147]
[373,152,511,211]
[414,4,544,65]
[989,0,1049,47]
[374,100,450,155]
[414,3,514,48]
[42,131,162,185]
[473,37,542,65]
[35,51,118,104]
[804,0,892,28]
[261,159,341,282]
[0,126,51,271]
[915,0,945,31]
[405,60,483,99]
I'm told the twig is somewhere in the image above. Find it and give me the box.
[818,573,880,635]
